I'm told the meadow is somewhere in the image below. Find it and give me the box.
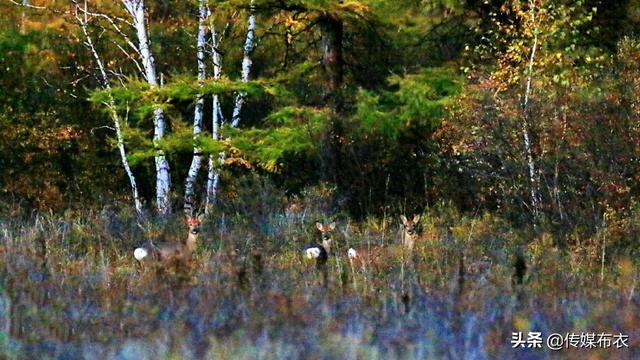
[0,186,637,360]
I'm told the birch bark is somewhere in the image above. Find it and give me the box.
[76,2,143,214]
[122,0,172,215]
[206,6,256,212]
[205,20,224,212]
[231,0,256,127]
[184,1,209,215]
[522,0,541,217]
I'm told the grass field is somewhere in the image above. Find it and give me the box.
[0,197,638,359]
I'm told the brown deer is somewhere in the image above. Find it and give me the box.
[347,214,421,271]
[134,215,202,265]
[400,214,421,251]
[304,221,336,269]
[316,221,335,255]
[347,244,389,272]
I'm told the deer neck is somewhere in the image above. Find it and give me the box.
[403,231,415,250]
[185,232,198,253]
[322,238,332,254]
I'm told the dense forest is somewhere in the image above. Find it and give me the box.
[1,0,640,358]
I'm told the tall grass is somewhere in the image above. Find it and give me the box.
[0,187,638,359]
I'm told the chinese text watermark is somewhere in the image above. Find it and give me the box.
[511,332,629,350]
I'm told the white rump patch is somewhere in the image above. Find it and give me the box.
[305,247,321,259]
[348,248,357,259]
[134,247,148,261]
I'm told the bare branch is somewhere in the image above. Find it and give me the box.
[9,0,47,10]
[90,125,117,134]
[112,41,145,79]
[73,0,141,58]
[73,1,133,27]
[73,0,143,214]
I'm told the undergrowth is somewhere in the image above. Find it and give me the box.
[0,187,638,359]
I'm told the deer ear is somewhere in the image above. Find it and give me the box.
[315,222,324,231]
[413,214,421,223]
[328,222,336,231]
[400,215,408,225]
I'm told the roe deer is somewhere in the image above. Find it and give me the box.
[315,221,335,255]
[304,221,336,269]
[347,244,389,272]
[400,214,421,250]
[346,215,420,270]
[134,215,202,265]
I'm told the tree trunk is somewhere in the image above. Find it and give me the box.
[318,13,344,95]
[20,0,29,33]
[205,21,224,213]
[206,5,256,212]
[318,13,344,185]
[123,0,172,215]
[522,1,540,218]
[184,1,208,216]
[231,0,256,128]
[77,2,143,215]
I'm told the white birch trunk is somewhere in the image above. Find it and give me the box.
[77,3,143,215]
[522,1,541,216]
[205,21,225,212]
[231,0,256,128]
[122,0,172,215]
[205,6,256,212]
[184,1,208,215]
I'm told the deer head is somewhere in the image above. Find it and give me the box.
[315,221,336,254]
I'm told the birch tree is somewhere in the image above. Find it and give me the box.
[470,0,600,221]
[521,0,541,217]
[121,0,172,215]
[507,1,598,220]
[206,4,256,211]
[184,0,209,215]
[231,0,257,128]
[205,18,225,211]
[74,1,143,215]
